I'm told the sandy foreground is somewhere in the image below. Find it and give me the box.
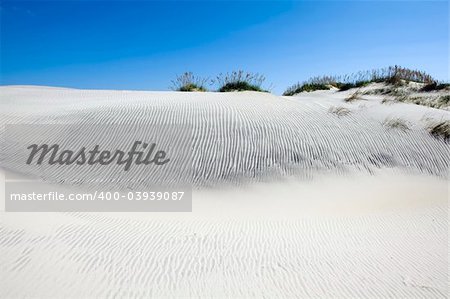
[0,86,449,298]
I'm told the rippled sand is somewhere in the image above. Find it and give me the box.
[0,86,448,298]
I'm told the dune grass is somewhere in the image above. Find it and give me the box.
[219,81,265,92]
[336,81,371,91]
[427,121,450,142]
[283,83,331,95]
[383,118,410,132]
[345,91,364,102]
[171,72,209,92]
[419,82,450,92]
[283,66,436,96]
[328,106,351,117]
[215,70,268,92]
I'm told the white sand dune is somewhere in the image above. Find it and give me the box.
[0,85,448,187]
[0,86,449,298]
[0,171,448,298]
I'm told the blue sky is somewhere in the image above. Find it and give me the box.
[1,1,448,94]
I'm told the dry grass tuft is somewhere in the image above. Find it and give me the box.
[171,72,209,92]
[328,106,351,117]
[345,91,363,102]
[214,70,267,92]
[383,118,410,132]
[284,65,435,95]
[427,121,450,142]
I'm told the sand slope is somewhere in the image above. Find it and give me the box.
[0,86,449,298]
[1,204,448,298]
[0,86,449,188]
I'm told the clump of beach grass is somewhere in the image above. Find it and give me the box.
[427,121,450,142]
[215,70,268,92]
[383,118,410,132]
[283,65,435,96]
[420,82,450,92]
[380,89,409,105]
[336,81,371,91]
[437,95,450,108]
[283,83,331,95]
[328,106,351,117]
[171,72,209,92]
[345,90,364,102]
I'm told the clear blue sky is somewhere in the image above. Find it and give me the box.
[1,1,448,94]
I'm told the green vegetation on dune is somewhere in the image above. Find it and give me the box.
[218,81,266,92]
[335,81,371,91]
[171,72,209,92]
[420,82,450,92]
[428,121,450,142]
[171,70,269,93]
[178,83,207,92]
[215,70,268,92]
[283,65,438,96]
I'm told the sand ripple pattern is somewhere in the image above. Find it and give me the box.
[0,207,448,298]
[1,86,448,188]
[0,87,448,298]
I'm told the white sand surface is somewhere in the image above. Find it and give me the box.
[0,86,449,298]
